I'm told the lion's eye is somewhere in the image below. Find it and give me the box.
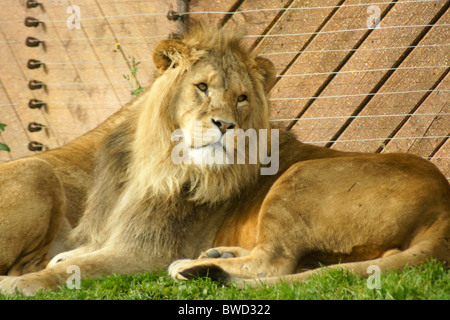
[196,83,208,92]
[237,94,247,102]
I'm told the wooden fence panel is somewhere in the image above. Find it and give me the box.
[287,0,447,146]
[432,139,449,178]
[269,0,394,130]
[0,4,56,158]
[41,0,122,128]
[0,0,448,180]
[22,1,104,145]
[382,72,449,157]
[222,0,291,50]
[95,0,175,92]
[0,86,26,161]
[254,0,344,100]
[333,9,449,153]
[188,0,237,27]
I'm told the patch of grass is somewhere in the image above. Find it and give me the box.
[1,260,448,300]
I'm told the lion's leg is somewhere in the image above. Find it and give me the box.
[170,173,310,281]
[46,246,92,268]
[170,232,449,286]
[171,213,450,286]
[0,246,153,296]
[170,184,311,281]
[0,158,66,276]
[237,235,450,288]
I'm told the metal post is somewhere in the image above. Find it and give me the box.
[176,0,190,34]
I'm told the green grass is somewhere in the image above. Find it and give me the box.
[1,260,448,300]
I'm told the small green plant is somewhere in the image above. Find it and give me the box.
[123,56,144,96]
[0,123,10,152]
[114,43,144,96]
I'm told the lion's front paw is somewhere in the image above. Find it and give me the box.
[0,275,48,296]
[168,258,231,282]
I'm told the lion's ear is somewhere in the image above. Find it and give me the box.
[254,57,277,93]
[153,39,191,74]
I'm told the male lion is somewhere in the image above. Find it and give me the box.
[0,25,449,296]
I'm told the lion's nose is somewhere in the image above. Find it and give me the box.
[212,119,236,134]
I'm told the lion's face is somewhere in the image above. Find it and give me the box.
[174,56,263,167]
[131,26,277,202]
